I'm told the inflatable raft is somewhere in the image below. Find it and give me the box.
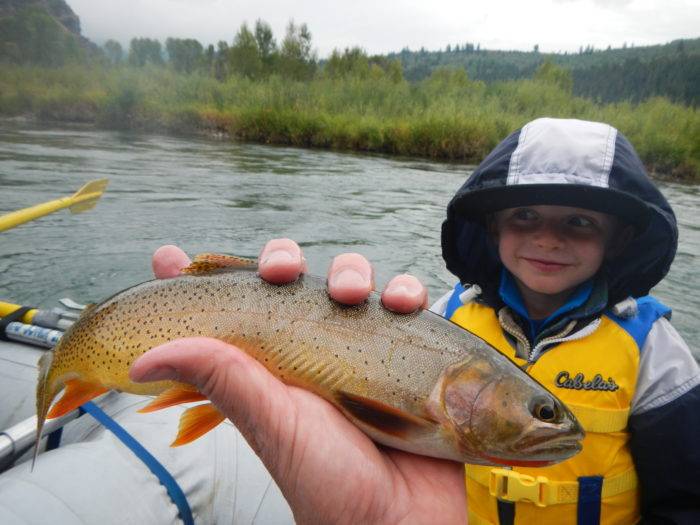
[0,302,295,524]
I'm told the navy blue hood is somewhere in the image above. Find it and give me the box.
[441,118,678,306]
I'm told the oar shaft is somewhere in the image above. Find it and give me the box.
[0,178,108,233]
[0,194,100,232]
[0,301,37,324]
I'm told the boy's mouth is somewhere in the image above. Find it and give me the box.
[522,257,571,272]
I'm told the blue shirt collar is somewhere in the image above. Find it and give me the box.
[498,269,594,339]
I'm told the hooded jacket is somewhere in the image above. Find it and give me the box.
[442,117,677,307]
[437,118,700,524]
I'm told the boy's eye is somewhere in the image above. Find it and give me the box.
[512,209,538,221]
[568,216,595,228]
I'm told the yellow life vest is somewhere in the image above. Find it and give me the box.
[450,301,643,525]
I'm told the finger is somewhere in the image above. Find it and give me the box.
[258,238,307,284]
[129,337,295,458]
[327,253,374,305]
[381,274,428,314]
[152,245,191,279]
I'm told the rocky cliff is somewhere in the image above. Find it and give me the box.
[0,0,81,35]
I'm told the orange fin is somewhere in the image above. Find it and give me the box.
[336,391,435,438]
[170,403,226,447]
[47,379,108,419]
[138,386,207,413]
[182,253,258,275]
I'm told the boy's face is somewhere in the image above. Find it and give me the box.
[492,205,622,316]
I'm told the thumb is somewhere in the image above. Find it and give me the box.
[129,337,296,463]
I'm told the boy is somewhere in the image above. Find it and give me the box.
[133,118,699,524]
[434,117,699,524]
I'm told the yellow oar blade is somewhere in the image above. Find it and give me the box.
[68,178,110,214]
[0,178,109,232]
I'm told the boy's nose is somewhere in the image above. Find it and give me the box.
[532,222,565,248]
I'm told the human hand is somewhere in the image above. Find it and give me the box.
[133,242,465,524]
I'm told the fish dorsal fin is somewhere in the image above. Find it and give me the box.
[81,303,97,315]
[182,253,258,275]
[46,379,109,419]
[336,391,435,438]
[170,403,226,446]
[138,385,207,413]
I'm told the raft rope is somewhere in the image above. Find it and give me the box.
[80,401,194,525]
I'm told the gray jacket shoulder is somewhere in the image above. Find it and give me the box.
[631,317,700,415]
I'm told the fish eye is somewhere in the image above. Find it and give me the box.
[530,397,558,423]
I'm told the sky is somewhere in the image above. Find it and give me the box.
[68,0,700,57]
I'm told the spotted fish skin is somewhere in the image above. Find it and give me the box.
[36,265,584,466]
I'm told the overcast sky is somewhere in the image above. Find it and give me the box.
[68,0,700,57]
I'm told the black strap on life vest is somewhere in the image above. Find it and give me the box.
[577,475,603,525]
[0,306,32,341]
[497,500,515,525]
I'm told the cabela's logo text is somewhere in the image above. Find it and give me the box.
[555,371,619,391]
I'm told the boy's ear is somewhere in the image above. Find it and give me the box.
[606,225,635,259]
[486,215,499,240]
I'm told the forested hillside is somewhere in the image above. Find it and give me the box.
[0,0,98,66]
[389,39,700,106]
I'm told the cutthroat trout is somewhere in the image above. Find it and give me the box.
[37,253,584,466]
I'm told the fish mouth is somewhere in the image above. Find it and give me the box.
[516,432,584,461]
[479,436,583,467]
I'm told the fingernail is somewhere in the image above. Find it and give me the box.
[387,282,422,298]
[329,268,367,289]
[133,366,177,383]
[261,249,295,267]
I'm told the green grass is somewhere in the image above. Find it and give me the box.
[1,64,698,180]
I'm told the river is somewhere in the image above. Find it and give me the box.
[1,120,697,359]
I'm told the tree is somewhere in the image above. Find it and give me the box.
[128,38,163,67]
[324,47,370,79]
[166,38,203,74]
[278,20,316,80]
[254,19,277,70]
[534,59,573,93]
[104,40,123,65]
[229,23,262,79]
[214,41,229,80]
[205,44,215,75]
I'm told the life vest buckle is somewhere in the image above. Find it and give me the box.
[488,468,550,507]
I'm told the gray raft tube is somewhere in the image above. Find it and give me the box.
[0,328,294,524]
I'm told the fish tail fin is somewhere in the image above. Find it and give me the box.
[138,385,207,413]
[170,403,225,447]
[33,352,56,470]
[33,372,108,470]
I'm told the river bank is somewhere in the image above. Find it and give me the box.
[1,65,698,181]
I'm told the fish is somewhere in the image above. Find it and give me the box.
[36,253,584,467]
